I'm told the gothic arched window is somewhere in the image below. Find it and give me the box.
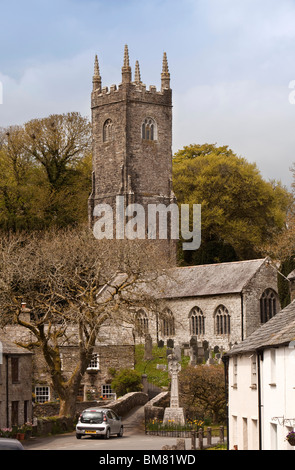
[260,288,278,324]
[215,305,230,335]
[190,307,205,336]
[103,119,113,142]
[142,117,157,141]
[135,309,149,336]
[160,308,175,337]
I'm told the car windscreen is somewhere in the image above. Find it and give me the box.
[80,411,104,424]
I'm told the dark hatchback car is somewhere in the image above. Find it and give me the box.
[0,438,24,450]
[76,408,123,439]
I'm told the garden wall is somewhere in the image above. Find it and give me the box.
[33,392,149,436]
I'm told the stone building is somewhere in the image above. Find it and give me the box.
[88,45,176,258]
[0,46,283,410]
[133,257,280,353]
[88,46,281,356]
[1,305,135,404]
[0,338,33,428]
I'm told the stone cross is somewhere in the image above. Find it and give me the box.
[163,350,185,425]
[168,354,181,408]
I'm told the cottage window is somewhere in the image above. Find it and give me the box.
[101,384,113,399]
[135,309,149,336]
[260,288,277,324]
[35,386,50,404]
[142,117,157,141]
[160,309,175,337]
[215,305,230,335]
[87,353,100,370]
[190,307,205,336]
[103,119,113,142]
[233,356,238,388]
[11,357,19,383]
[250,355,257,388]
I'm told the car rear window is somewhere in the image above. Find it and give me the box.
[80,411,104,423]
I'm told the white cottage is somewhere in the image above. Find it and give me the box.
[225,299,295,450]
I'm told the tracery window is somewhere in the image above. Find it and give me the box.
[135,309,149,336]
[190,306,205,336]
[160,308,175,337]
[142,117,157,141]
[103,118,113,142]
[260,288,278,324]
[215,305,230,335]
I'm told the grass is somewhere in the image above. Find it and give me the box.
[134,344,190,388]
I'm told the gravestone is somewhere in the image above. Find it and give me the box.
[144,334,153,360]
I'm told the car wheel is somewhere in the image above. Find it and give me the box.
[76,434,82,439]
[104,428,110,439]
[117,426,123,437]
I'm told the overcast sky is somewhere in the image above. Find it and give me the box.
[1,0,295,187]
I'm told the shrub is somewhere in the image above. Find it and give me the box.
[111,368,143,397]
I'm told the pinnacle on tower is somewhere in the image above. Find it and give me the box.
[123,44,130,67]
[92,54,102,92]
[134,60,141,84]
[122,44,132,84]
[161,52,170,91]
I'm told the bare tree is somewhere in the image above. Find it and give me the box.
[0,228,170,417]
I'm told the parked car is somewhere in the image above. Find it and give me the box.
[0,438,25,450]
[76,408,123,439]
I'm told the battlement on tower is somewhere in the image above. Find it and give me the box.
[91,45,172,109]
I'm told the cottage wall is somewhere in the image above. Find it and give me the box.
[0,351,32,428]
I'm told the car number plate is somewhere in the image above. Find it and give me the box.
[85,430,96,434]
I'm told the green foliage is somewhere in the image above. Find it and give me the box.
[173,143,291,265]
[0,112,92,231]
[111,368,143,397]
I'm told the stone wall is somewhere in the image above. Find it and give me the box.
[144,391,170,423]
[34,392,149,436]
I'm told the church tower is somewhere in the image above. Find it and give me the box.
[88,46,176,255]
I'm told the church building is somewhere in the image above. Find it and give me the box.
[0,46,282,408]
[88,45,281,354]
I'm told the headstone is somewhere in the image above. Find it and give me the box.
[167,338,174,349]
[144,333,153,360]
[174,345,182,362]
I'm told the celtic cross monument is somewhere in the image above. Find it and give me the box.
[163,352,185,425]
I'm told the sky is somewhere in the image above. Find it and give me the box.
[1,0,295,187]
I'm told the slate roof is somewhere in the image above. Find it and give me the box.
[226,300,295,356]
[0,338,33,355]
[158,258,268,299]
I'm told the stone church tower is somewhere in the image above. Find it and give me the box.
[88,45,176,256]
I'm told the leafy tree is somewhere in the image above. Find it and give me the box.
[173,143,291,265]
[0,112,92,231]
[179,364,226,424]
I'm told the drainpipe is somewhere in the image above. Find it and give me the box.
[222,355,229,450]
[240,293,244,341]
[6,355,9,428]
[257,350,263,450]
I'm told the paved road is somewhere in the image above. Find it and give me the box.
[22,405,222,451]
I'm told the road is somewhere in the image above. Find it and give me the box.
[22,405,222,451]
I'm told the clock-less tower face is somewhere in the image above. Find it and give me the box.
[88,46,176,254]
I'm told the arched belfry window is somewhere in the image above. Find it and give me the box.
[215,305,230,335]
[190,307,205,336]
[142,117,157,141]
[260,288,278,324]
[103,119,113,142]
